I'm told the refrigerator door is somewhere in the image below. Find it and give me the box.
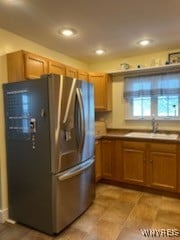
[78,81,94,162]
[52,158,95,233]
[49,75,94,173]
[3,78,54,234]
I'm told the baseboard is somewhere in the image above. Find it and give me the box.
[0,208,8,223]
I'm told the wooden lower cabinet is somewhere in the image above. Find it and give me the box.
[95,140,102,182]
[122,140,178,192]
[149,143,177,192]
[122,141,146,185]
[101,139,122,181]
[99,138,178,194]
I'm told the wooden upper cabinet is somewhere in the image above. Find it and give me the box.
[77,70,89,81]
[89,73,112,111]
[24,52,48,79]
[48,60,66,76]
[7,50,48,82]
[66,65,78,78]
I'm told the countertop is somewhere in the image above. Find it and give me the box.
[95,130,180,143]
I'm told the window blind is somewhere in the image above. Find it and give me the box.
[124,72,180,99]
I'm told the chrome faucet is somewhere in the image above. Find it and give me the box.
[152,115,158,133]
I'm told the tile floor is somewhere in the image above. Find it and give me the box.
[0,183,180,240]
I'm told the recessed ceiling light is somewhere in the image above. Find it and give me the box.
[138,39,152,46]
[60,28,76,37]
[95,49,105,55]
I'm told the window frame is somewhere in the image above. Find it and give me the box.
[125,95,180,120]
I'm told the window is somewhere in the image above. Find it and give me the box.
[124,72,180,120]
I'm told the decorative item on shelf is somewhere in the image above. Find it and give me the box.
[137,64,144,68]
[120,63,129,70]
[168,52,180,64]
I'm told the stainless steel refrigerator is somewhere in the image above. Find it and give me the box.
[3,74,95,235]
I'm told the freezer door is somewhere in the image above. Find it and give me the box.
[52,158,95,233]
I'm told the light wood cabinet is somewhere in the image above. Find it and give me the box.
[7,50,48,82]
[66,65,78,78]
[122,140,178,192]
[89,73,112,111]
[101,139,122,181]
[48,60,66,76]
[95,140,102,182]
[122,141,146,185]
[149,143,177,192]
[77,70,89,81]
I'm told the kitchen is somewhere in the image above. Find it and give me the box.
[0,0,180,239]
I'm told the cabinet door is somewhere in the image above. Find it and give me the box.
[95,140,102,182]
[122,141,146,185]
[66,66,78,78]
[101,140,113,179]
[77,70,89,82]
[89,73,112,111]
[24,53,48,79]
[113,140,123,181]
[7,50,25,82]
[48,60,66,76]
[101,139,122,181]
[149,152,177,192]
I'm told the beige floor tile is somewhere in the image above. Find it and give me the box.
[100,207,129,224]
[117,227,153,240]
[95,183,111,195]
[160,197,180,214]
[100,187,124,200]
[156,209,180,229]
[100,200,134,224]
[110,199,134,214]
[86,219,122,240]
[85,203,107,218]
[94,194,116,208]
[138,192,162,208]
[21,229,53,240]
[117,189,142,203]
[55,227,87,240]
[70,213,98,233]
[124,202,157,229]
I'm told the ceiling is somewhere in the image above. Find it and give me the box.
[0,0,180,63]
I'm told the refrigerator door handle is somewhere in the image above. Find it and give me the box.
[58,158,94,181]
[63,78,77,124]
[76,88,85,152]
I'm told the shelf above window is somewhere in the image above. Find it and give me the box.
[108,63,180,77]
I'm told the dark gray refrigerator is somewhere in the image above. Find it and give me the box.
[3,74,95,235]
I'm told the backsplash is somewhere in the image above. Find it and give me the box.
[95,121,107,136]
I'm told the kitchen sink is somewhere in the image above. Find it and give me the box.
[125,132,178,140]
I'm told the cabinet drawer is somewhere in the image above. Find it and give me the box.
[123,141,146,150]
[150,143,176,153]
